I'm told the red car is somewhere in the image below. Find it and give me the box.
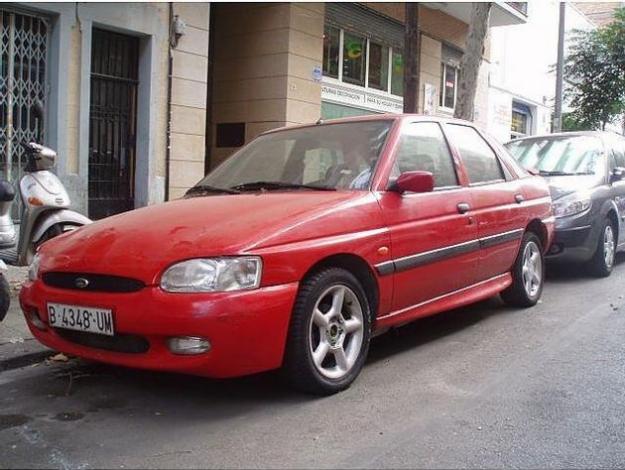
[20,115,554,395]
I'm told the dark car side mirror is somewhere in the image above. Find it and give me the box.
[611,167,625,183]
[391,171,434,194]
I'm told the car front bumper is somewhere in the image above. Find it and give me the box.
[19,279,299,378]
[546,223,598,262]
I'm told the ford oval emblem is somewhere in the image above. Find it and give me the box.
[75,277,90,289]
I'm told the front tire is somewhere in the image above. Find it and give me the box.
[587,218,616,278]
[501,232,544,308]
[282,268,371,395]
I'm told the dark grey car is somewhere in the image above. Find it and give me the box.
[505,131,625,277]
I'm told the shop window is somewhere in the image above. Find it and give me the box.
[511,102,532,139]
[368,42,389,91]
[321,22,403,98]
[323,25,340,79]
[391,50,404,97]
[342,32,366,86]
[439,63,458,110]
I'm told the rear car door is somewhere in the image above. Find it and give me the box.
[376,121,478,313]
[443,123,526,281]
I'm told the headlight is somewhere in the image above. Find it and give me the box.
[28,253,41,281]
[160,257,262,293]
[553,197,591,218]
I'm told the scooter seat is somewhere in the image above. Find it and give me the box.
[0,181,15,202]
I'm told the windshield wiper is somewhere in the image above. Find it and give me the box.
[538,170,593,176]
[231,181,336,192]
[185,184,240,196]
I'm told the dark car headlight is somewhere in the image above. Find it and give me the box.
[553,197,591,218]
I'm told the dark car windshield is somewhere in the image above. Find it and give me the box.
[194,120,393,192]
[505,135,605,176]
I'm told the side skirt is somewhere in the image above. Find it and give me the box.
[374,273,512,330]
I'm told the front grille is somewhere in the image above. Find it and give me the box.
[42,272,145,293]
[55,329,150,354]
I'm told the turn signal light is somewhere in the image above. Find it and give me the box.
[167,336,211,355]
[27,196,44,206]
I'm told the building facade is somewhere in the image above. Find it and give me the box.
[208,2,526,170]
[1,2,209,217]
[2,2,529,219]
[486,1,595,142]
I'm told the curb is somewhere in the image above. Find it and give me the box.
[0,348,53,372]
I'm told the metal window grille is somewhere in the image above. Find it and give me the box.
[0,9,48,219]
[88,28,138,220]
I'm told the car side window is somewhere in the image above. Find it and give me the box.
[392,122,458,188]
[446,124,505,184]
[612,142,625,168]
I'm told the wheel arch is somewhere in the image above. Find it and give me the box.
[525,218,548,251]
[300,253,380,318]
[606,208,619,241]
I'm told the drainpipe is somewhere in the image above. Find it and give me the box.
[165,2,174,201]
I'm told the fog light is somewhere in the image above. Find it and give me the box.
[28,309,47,331]
[167,336,211,355]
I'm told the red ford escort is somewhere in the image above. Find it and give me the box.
[21,115,554,395]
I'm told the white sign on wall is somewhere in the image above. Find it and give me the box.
[321,81,403,114]
[423,83,437,115]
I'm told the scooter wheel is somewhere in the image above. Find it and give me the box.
[0,275,10,322]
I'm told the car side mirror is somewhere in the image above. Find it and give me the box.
[611,167,625,183]
[391,171,434,194]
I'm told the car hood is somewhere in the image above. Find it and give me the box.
[544,174,601,201]
[38,192,378,283]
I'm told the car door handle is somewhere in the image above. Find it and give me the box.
[457,202,471,214]
[515,194,524,203]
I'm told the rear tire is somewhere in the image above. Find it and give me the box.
[501,232,544,308]
[0,275,10,322]
[282,267,371,395]
[587,218,616,278]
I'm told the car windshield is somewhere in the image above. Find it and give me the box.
[194,120,393,192]
[505,135,604,176]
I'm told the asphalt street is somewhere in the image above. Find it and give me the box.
[1,257,625,469]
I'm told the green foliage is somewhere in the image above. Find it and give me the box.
[565,7,625,130]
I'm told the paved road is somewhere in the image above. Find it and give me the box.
[2,257,625,469]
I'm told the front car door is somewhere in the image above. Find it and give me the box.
[375,120,478,318]
[608,138,625,247]
[443,123,526,281]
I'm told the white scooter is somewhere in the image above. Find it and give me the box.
[0,142,92,321]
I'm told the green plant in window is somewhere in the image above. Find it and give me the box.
[345,40,363,60]
[393,54,403,71]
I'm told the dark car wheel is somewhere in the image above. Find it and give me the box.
[0,275,10,322]
[282,267,371,395]
[587,218,616,278]
[501,232,544,308]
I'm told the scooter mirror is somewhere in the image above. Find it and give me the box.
[33,99,44,120]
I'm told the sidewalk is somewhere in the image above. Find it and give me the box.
[0,265,53,370]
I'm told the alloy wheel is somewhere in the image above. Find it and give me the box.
[308,285,364,380]
[604,225,615,269]
[521,240,542,298]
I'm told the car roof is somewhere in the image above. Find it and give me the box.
[259,113,478,136]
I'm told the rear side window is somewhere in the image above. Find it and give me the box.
[393,122,458,188]
[446,124,505,184]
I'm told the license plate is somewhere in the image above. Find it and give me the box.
[47,303,114,336]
